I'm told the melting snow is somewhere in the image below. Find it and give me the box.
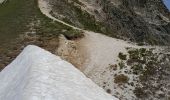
[0,45,118,100]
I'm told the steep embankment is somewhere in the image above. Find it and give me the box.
[0,45,118,100]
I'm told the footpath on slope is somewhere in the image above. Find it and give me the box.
[38,0,143,70]
[38,0,81,30]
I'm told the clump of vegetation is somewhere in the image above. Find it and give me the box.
[139,48,146,56]
[62,29,84,40]
[127,48,147,66]
[126,48,170,99]
[109,64,117,70]
[127,48,159,80]
[114,74,129,84]
[115,47,170,99]
[106,89,112,94]
[134,87,147,98]
[118,61,125,69]
[71,0,84,5]
[137,42,145,46]
[128,49,140,60]
[131,64,143,75]
[118,52,127,60]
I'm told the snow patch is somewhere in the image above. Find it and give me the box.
[0,45,118,100]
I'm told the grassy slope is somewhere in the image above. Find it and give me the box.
[51,0,107,33]
[0,0,83,70]
[0,0,37,44]
[0,0,82,45]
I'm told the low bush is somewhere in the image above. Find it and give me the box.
[62,30,84,40]
[118,52,127,60]
[114,74,129,84]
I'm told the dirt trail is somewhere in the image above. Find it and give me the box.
[38,0,81,30]
[78,31,139,70]
[38,0,147,73]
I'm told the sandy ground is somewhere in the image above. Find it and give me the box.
[56,35,85,69]
[79,31,139,71]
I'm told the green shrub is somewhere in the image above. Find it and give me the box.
[106,89,112,94]
[118,61,125,69]
[109,64,117,70]
[118,52,127,60]
[128,49,140,59]
[62,30,84,40]
[114,74,129,84]
[134,87,146,98]
[131,64,143,75]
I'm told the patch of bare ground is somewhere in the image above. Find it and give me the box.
[56,34,86,69]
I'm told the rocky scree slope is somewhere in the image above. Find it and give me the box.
[49,0,170,45]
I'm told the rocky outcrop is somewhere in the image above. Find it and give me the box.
[97,0,170,45]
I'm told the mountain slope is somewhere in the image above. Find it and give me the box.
[58,30,170,100]
[38,0,170,99]
[0,0,169,100]
[49,0,170,45]
[0,45,118,100]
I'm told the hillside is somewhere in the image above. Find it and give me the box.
[49,0,170,45]
[0,0,83,70]
[0,0,170,100]
[37,0,170,99]
[57,30,170,100]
